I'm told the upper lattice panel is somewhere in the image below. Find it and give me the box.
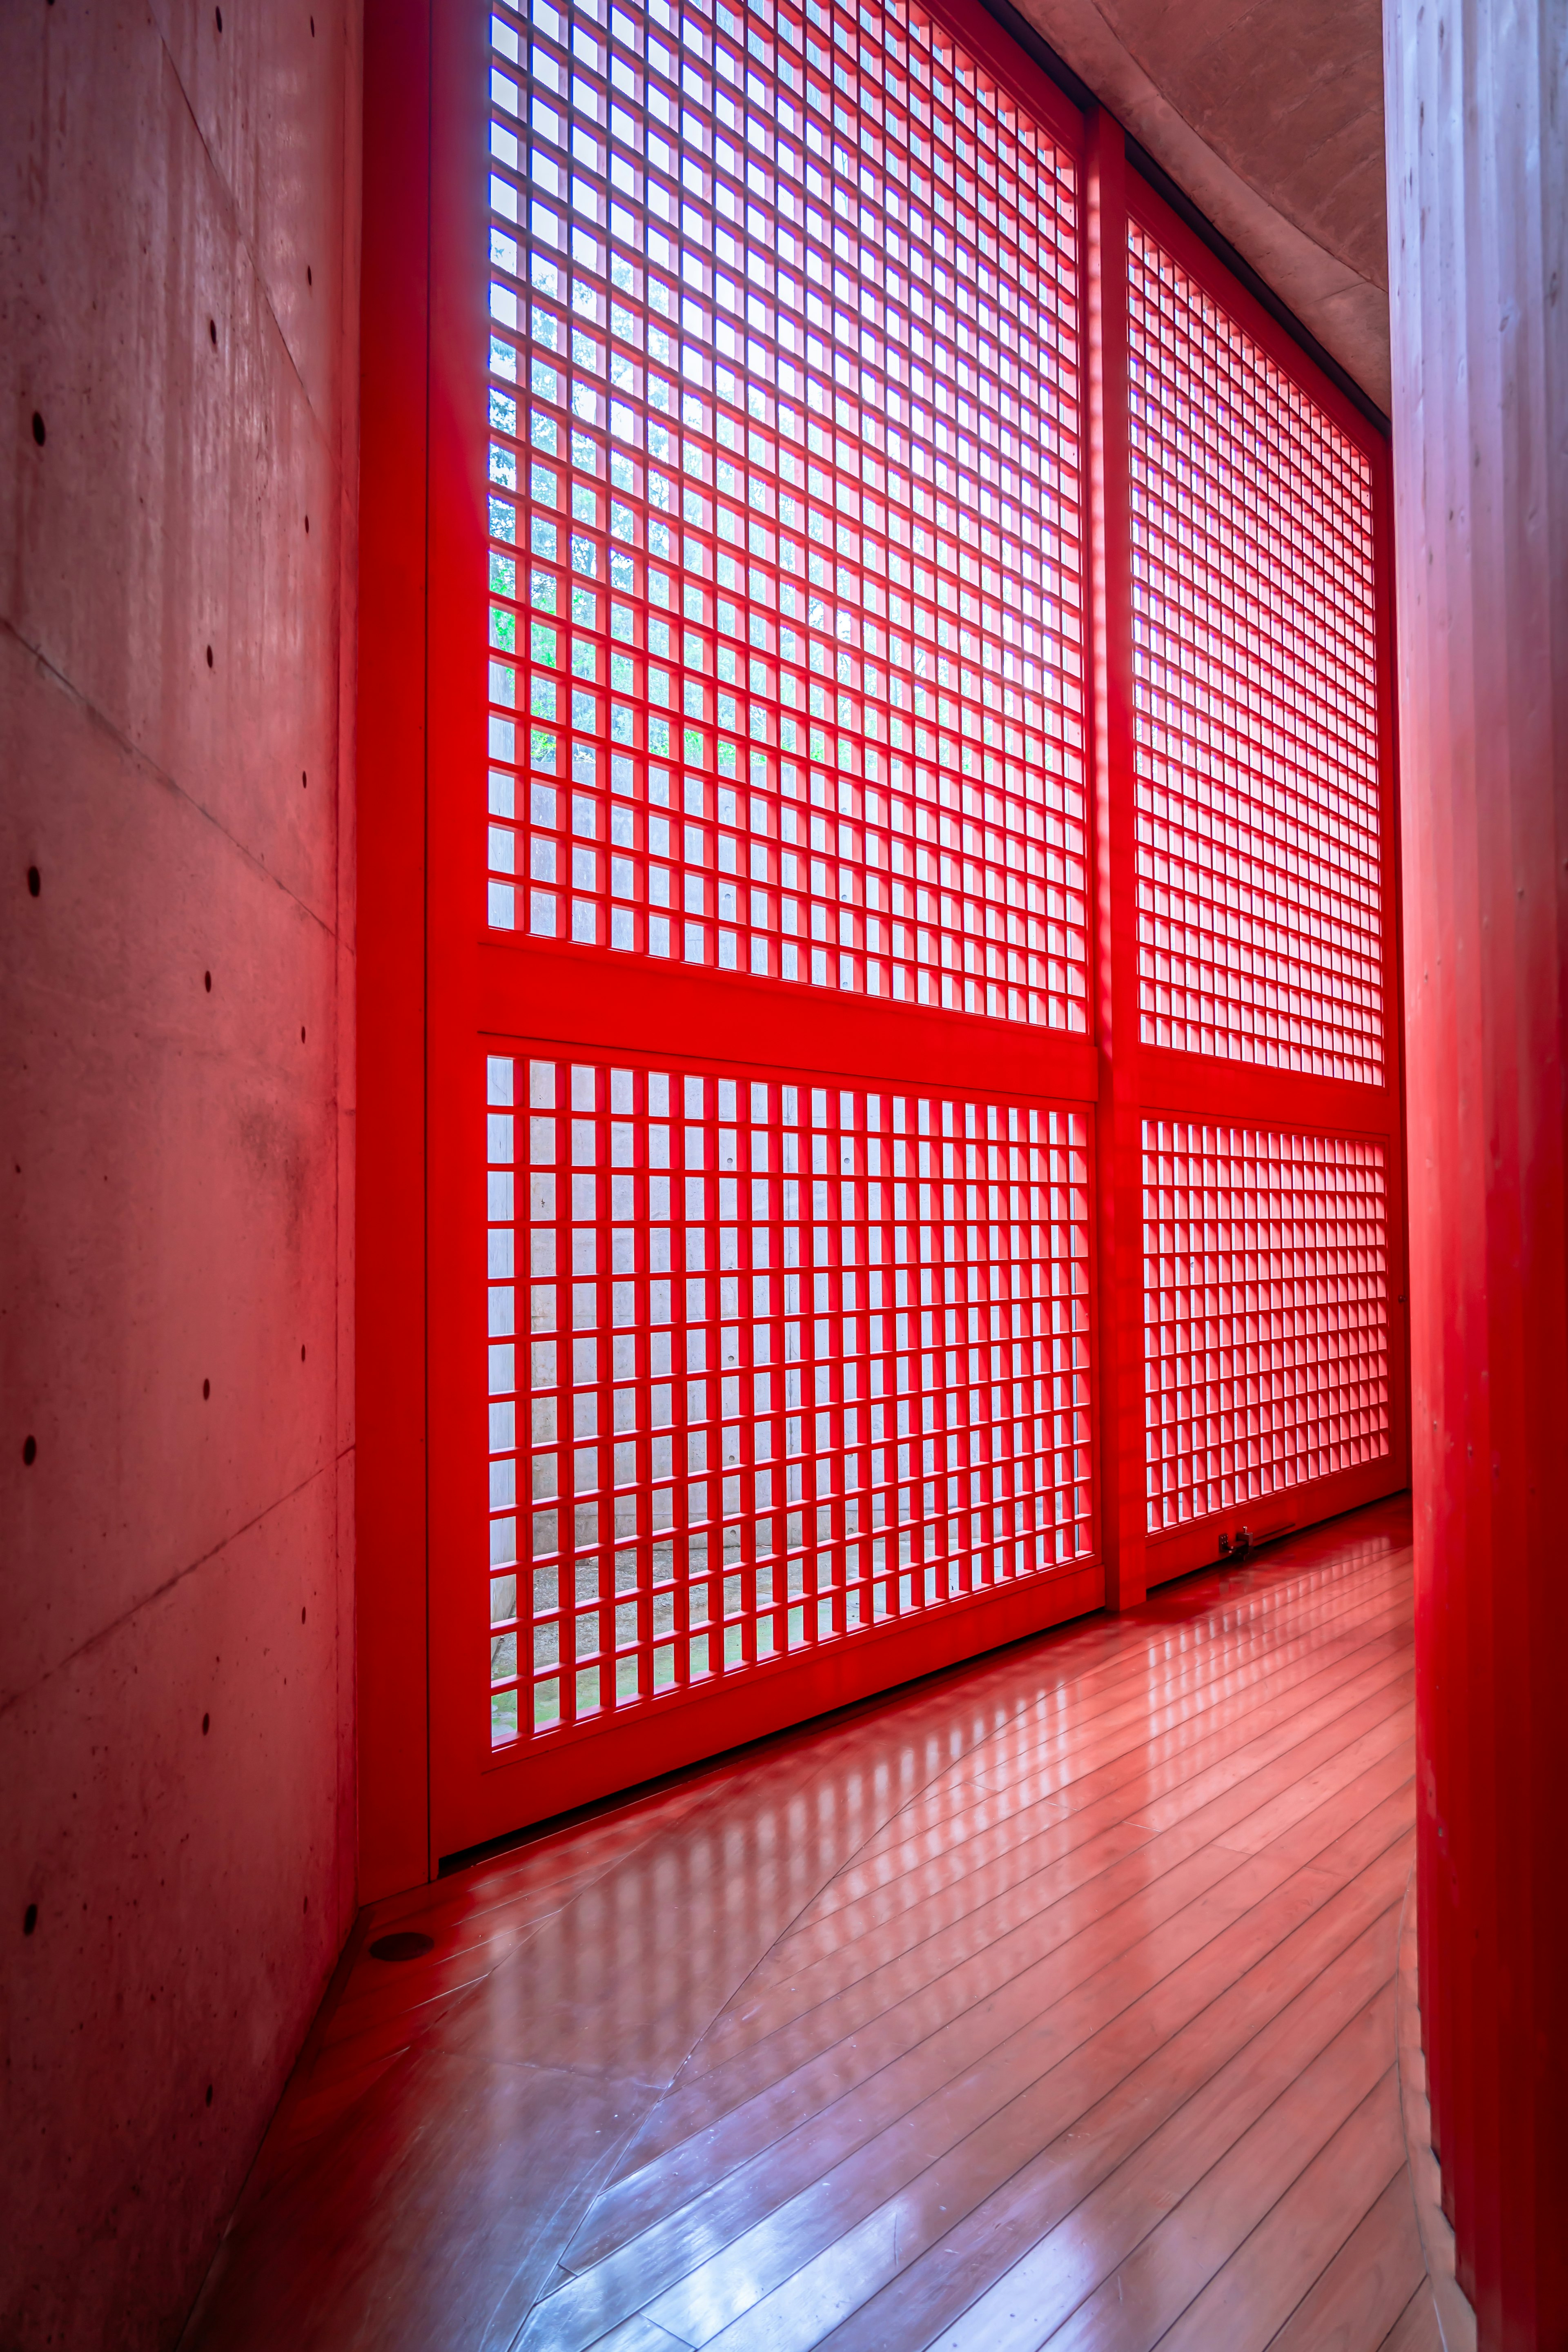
[1126,225,1385,1085]
[483,0,1087,1029]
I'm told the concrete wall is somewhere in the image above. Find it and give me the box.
[0,6,359,2346]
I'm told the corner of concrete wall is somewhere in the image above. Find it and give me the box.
[0,3,361,2343]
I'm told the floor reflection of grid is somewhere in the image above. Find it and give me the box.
[187,1499,1429,2352]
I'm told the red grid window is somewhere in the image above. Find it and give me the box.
[1143,1120,1390,1535]
[481,0,1088,1028]
[1126,226,1384,1083]
[486,1052,1092,1745]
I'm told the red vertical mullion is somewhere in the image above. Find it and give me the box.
[358,0,435,1900]
[425,0,492,1866]
[1369,422,1413,1517]
[1085,109,1146,1611]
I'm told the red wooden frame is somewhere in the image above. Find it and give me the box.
[358,0,1406,1886]
[357,0,434,1899]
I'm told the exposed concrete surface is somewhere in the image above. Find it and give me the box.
[0,4,360,2345]
[1011,0,1391,411]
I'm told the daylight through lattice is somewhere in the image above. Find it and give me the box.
[1127,226,1383,1083]
[483,0,1088,1027]
[487,1051,1091,1743]
[1142,1120,1390,1535]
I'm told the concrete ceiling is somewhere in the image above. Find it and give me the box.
[1011,0,1391,412]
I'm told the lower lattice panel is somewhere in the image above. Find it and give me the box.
[485,1049,1094,1746]
[1143,1119,1390,1534]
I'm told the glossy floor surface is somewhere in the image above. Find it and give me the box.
[185,1498,1437,2351]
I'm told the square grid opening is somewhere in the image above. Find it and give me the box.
[1143,1119,1390,1535]
[486,1051,1093,1744]
[1127,224,1384,1084]
[482,0,1088,1028]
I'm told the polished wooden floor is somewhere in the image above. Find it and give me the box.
[185,1497,1438,2352]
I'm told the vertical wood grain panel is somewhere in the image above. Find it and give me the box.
[1383,1,1568,2338]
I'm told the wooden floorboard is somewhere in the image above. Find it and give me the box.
[559,1835,1385,2297]
[535,1834,1416,2352]
[657,1675,1415,2127]
[185,1495,1432,2352]
[806,1886,1408,2352]
[1378,2283,1443,2352]
[560,1746,1415,2268]
[1263,2166,1427,2352]
[716,1623,1414,2005]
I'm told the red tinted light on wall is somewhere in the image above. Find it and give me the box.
[486,1051,1093,1746]
[481,0,1089,1030]
[1126,225,1384,1085]
[1142,1119,1390,1536]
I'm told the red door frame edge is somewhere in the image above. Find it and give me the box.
[356,0,435,1902]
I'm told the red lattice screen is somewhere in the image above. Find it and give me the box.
[1125,225,1384,1085]
[482,0,1088,1028]
[382,0,1405,1862]
[1141,1121,1390,1535]
[487,1048,1090,1740]
[1120,219,1394,1568]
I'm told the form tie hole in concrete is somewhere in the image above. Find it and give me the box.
[28,867,40,897]
[203,1379,211,1400]
[31,412,45,445]
[369,1932,434,1963]
[22,1437,37,1466]
[24,1905,38,1937]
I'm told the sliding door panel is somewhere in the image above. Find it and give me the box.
[425,0,1104,1857]
[1122,191,1407,1584]
[399,0,1405,1863]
